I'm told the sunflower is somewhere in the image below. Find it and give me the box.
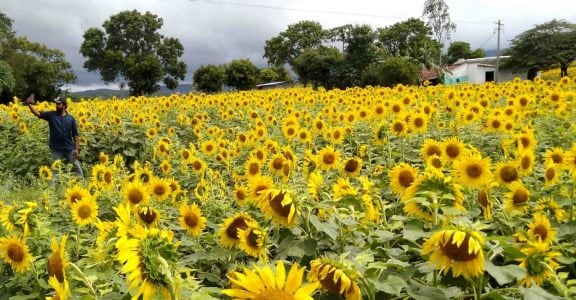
[516,151,535,176]
[442,137,467,162]
[543,147,567,169]
[331,177,358,201]
[237,224,268,260]
[259,189,299,227]
[342,157,362,178]
[567,148,576,179]
[518,241,560,287]
[422,229,485,279]
[504,181,531,213]
[282,124,299,141]
[247,175,275,204]
[388,163,418,196]
[179,202,207,236]
[122,180,150,207]
[70,197,99,227]
[452,154,492,188]
[297,128,313,144]
[327,126,346,145]
[317,146,341,171]
[39,165,53,182]
[218,213,257,248]
[420,139,443,160]
[149,177,171,201]
[535,197,568,222]
[244,155,262,178]
[222,261,319,300]
[308,258,362,300]
[64,184,91,207]
[307,171,324,201]
[408,112,429,133]
[425,155,445,177]
[47,235,69,285]
[477,186,492,220]
[98,152,109,165]
[188,156,207,175]
[527,213,556,245]
[200,139,218,156]
[372,122,388,145]
[268,152,287,177]
[137,206,160,227]
[543,165,562,189]
[145,127,158,139]
[46,276,71,300]
[134,164,154,184]
[116,228,178,300]
[0,235,33,273]
[389,118,409,137]
[493,161,520,186]
[515,131,537,153]
[232,185,249,206]
[159,159,171,175]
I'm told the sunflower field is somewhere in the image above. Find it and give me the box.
[1,77,576,300]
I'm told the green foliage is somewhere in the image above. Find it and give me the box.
[503,19,576,77]
[263,20,327,67]
[362,57,420,87]
[421,0,457,45]
[445,41,485,64]
[225,59,259,91]
[293,46,343,88]
[258,66,292,84]
[80,10,187,96]
[0,60,15,94]
[192,64,225,93]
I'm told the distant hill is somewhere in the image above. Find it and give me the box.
[71,84,195,99]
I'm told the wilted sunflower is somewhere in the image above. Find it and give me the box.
[518,241,560,287]
[122,180,150,207]
[0,235,33,273]
[388,163,418,196]
[47,235,69,286]
[317,146,341,171]
[452,154,492,188]
[70,197,99,227]
[218,213,257,248]
[493,161,520,186]
[259,189,299,227]
[504,181,531,213]
[422,229,485,279]
[222,261,319,300]
[237,224,268,260]
[477,186,492,220]
[116,228,178,300]
[179,202,207,236]
[137,206,160,227]
[527,213,556,245]
[308,258,362,300]
[39,165,53,182]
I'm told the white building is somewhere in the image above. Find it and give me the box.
[444,56,526,85]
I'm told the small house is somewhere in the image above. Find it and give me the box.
[444,56,525,85]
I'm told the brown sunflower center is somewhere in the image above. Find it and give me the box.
[345,159,359,173]
[440,233,478,262]
[139,209,157,224]
[48,253,65,283]
[128,189,143,204]
[104,172,113,184]
[445,144,460,158]
[192,161,203,171]
[431,157,443,168]
[248,163,260,175]
[269,192,292,218]
[235,189,246,201]
[466,164,483,178]
[532,225,548,241]
[319,269,346,294]
[414,117,424,128]
[323,153,335,165]
[154,185,167,196]
[477,190,489,208]
[7,244,25,262]
[70,192,82,204]
[521,156,531,169]
[499,166,518,183]
[546,168,556,180]
[247,229,261,248]
[426,146,441,157]
[78,205,92,219]
[226,218,248,239]
[272,158,284,170]
[491,120,501,128]
[333,131,342,140]
[398,170,415,188]
[513,189,529,205]
[393,122,404,132]
[184,213,198,228]
[520,137,531,148]
[551,154,563,164]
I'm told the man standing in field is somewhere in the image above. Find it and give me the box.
[26,94,84,181]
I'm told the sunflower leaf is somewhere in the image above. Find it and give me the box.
[367,275,406,296]
[485,260,526,285]
[520,285,565,300]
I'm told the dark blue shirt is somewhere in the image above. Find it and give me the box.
[39,111,79,151]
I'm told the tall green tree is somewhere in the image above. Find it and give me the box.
[293,46,343,88]
[445,41,485,64]
[263,20,327,67]
[0,12,75,102]
[225,59,259,91]
[343,25,382,75]
[503,19,576,77]
[192,64,225,93]
[422,0,456,63]
[258,66,292,83]
[80,10,186,96]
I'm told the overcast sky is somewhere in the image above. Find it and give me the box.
[2,0,575,91]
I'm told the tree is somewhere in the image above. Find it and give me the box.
[80,10,186,96]
[193,64,225,93]
[362,57,420,87]
[0,61,15,94]
[343,25,382,75]
[258,66,292,83]
[422,0,456,63]
[225,59,259,91]
[445,41,485,64]
[503,19,576,77]
[263,20,327,67]
[293,46,343,88]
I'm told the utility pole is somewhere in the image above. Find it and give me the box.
[495,20,502,83]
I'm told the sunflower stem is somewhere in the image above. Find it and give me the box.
[70,261,98,299]
[30,261,44,297]
[75,225,81,261]
[570,181,575,222]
